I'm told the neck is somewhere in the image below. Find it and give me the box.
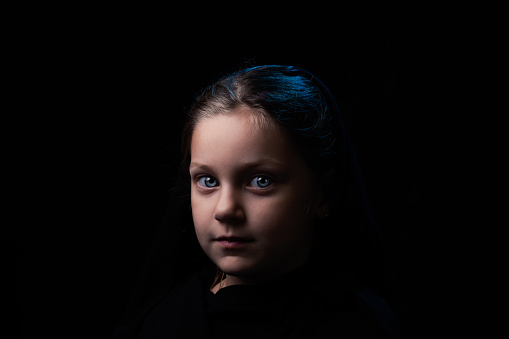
[210,260,310,294]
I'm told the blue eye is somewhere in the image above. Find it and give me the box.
[198,176,219,188]
[250,176,272,188]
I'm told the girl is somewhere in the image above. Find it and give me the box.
[111,65,402,338]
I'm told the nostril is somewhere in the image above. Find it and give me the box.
[214,203,245,223]
[214,209,245,223]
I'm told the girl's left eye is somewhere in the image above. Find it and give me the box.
[250,176,272,189]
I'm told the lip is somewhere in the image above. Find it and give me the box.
[214,236,254,249]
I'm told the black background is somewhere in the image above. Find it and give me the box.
[4,2,461,338]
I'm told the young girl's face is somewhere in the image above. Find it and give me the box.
[190,106,323,285]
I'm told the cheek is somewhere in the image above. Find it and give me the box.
[191,192,215,238]
[251,191,312,236]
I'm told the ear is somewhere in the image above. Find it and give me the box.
[314,169,335,219]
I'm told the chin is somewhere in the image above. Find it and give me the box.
[215,256,260,277]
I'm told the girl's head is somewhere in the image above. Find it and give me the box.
[181,65,347,286]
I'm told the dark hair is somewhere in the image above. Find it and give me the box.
[181,65,342,178]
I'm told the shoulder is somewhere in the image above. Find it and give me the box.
[311,295,401,339]
[308,273,402,338]
[138,272,210,338]
[354,286,403,338]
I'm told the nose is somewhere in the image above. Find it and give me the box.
[214,185,245,224]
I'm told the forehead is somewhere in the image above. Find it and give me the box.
[190,108,299,169]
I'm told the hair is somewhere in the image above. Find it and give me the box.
[181,65,342,179]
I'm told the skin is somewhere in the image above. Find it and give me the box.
[190,106,328,292]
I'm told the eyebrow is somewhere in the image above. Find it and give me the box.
[189,162,212,171]
[189,159,286,171]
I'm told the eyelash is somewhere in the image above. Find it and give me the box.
[194,175,273,190]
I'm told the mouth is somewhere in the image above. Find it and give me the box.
[214,236,255,249]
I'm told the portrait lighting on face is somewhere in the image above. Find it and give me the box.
[190,106,321,288]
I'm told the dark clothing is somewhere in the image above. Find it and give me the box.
[136,263,401,338]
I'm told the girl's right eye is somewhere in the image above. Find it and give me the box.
[197,176,219,188]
